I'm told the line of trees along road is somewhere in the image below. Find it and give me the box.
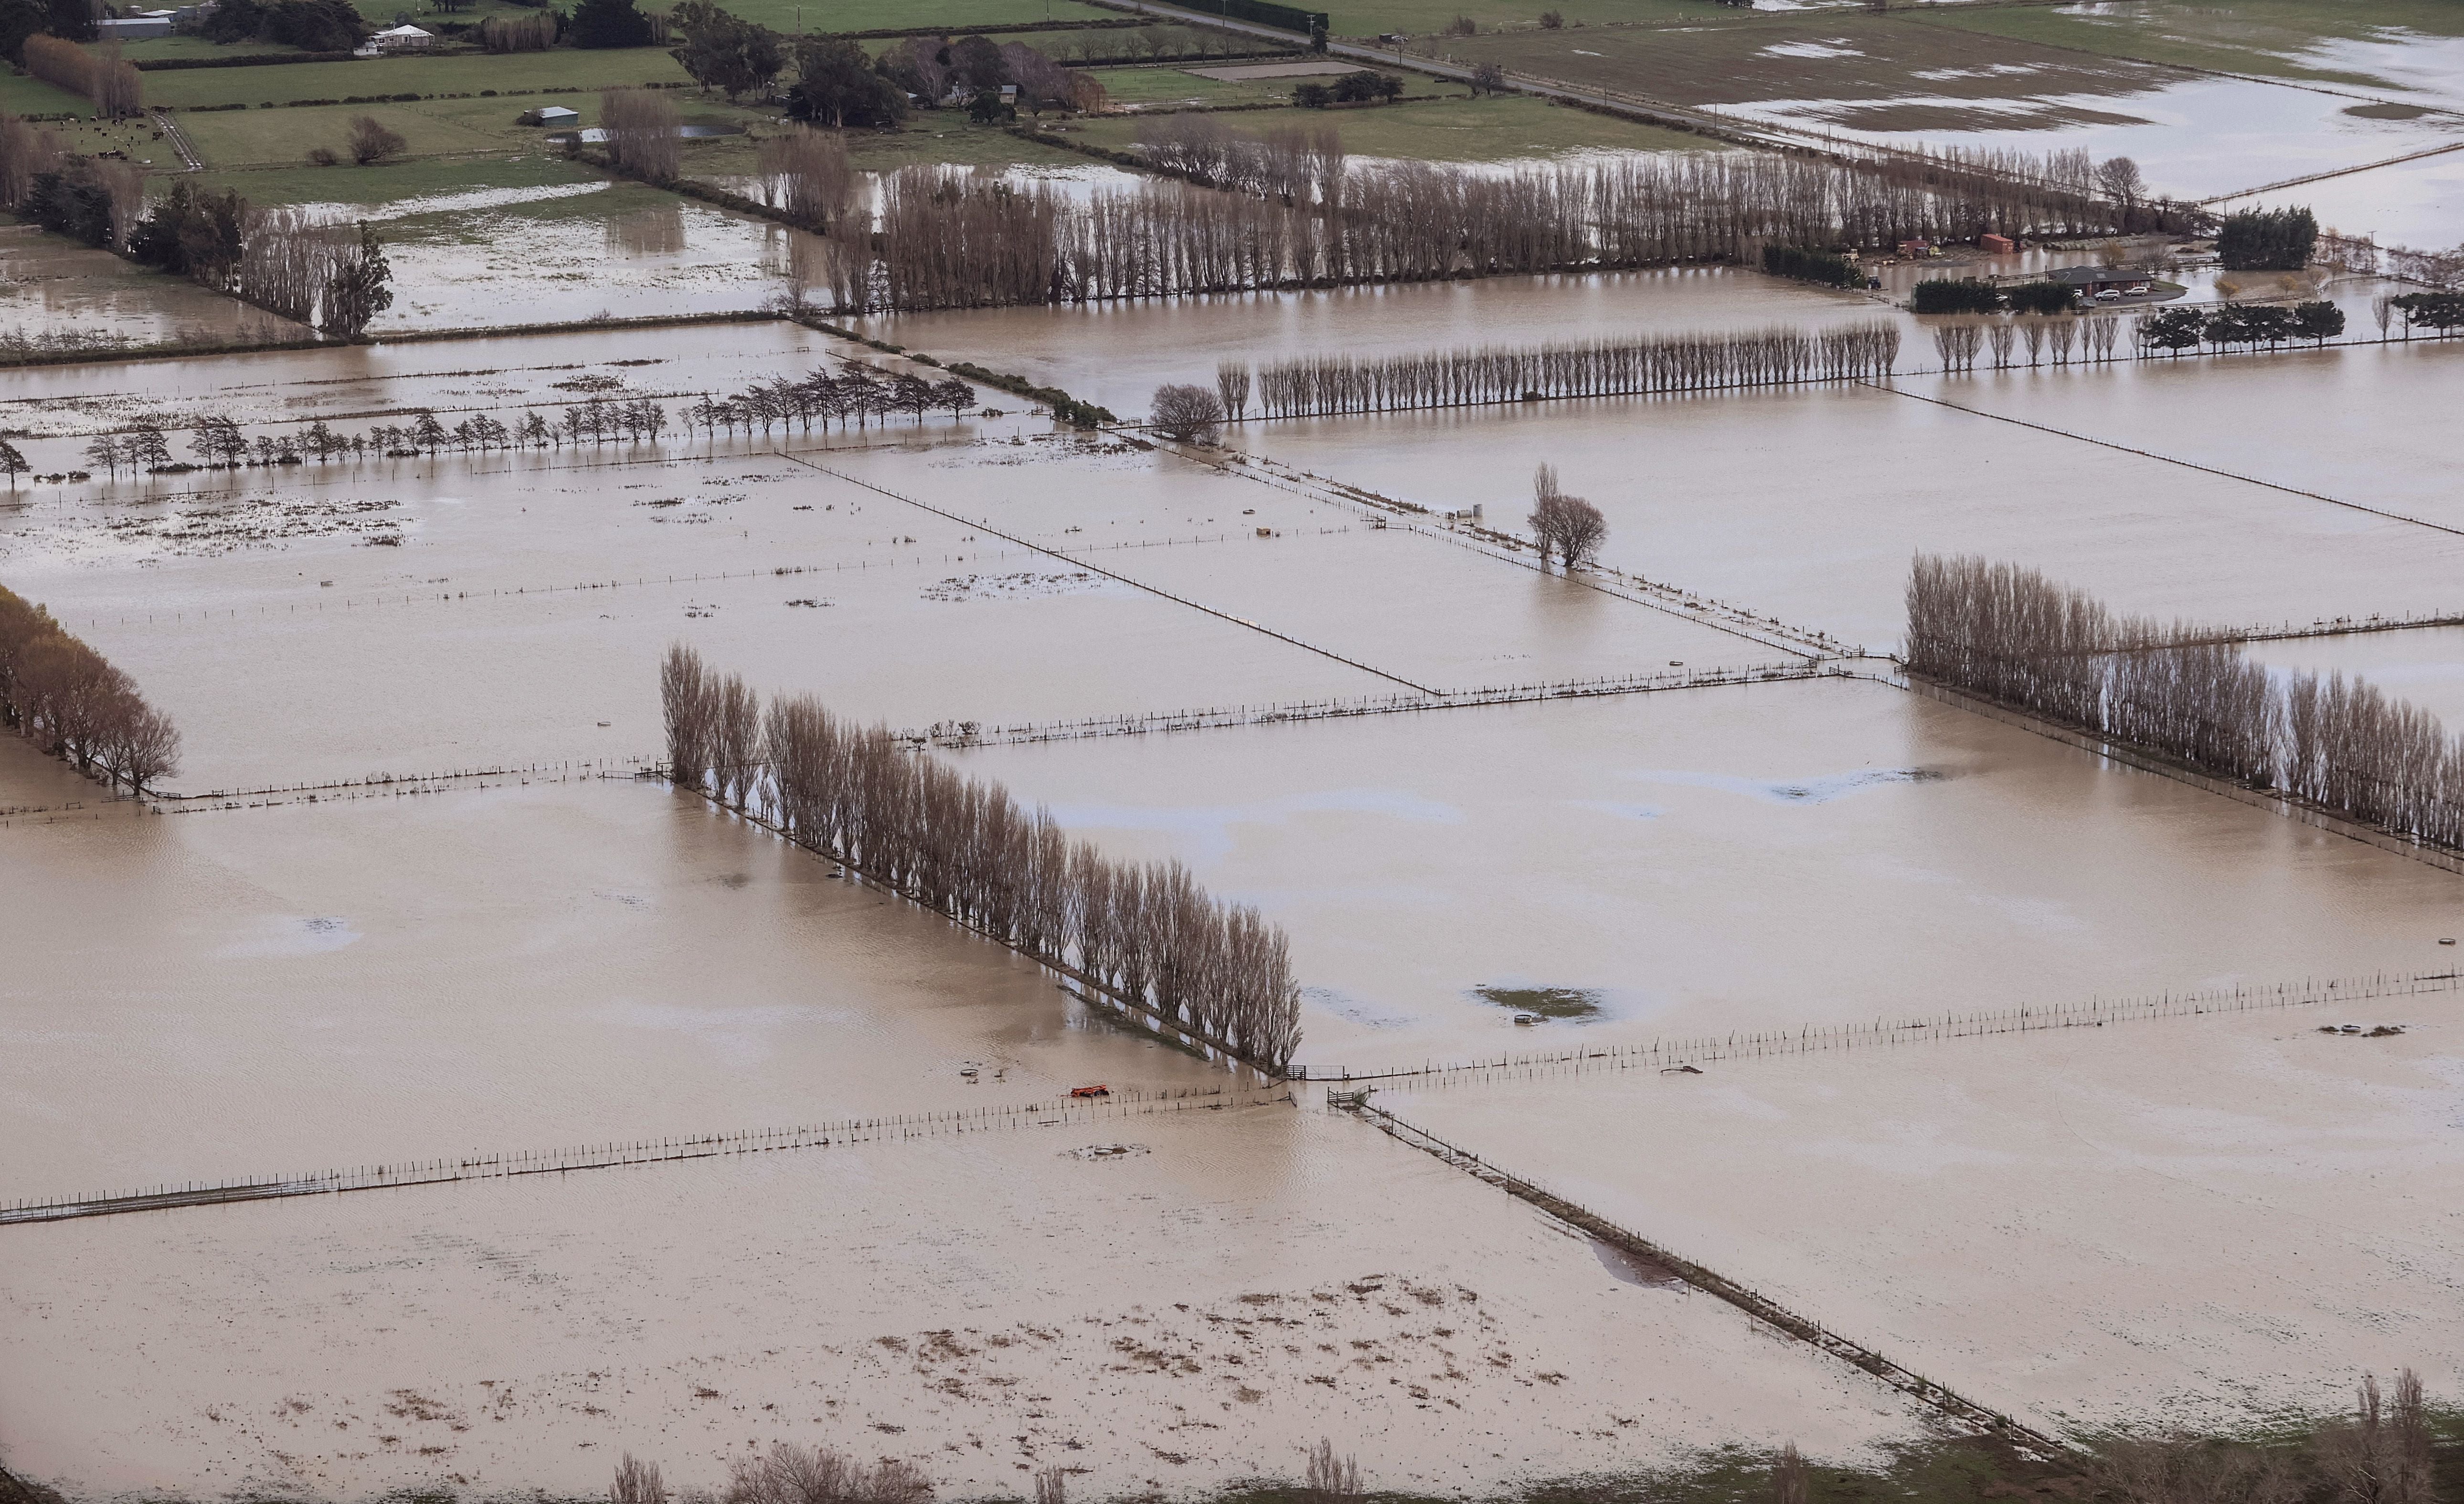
[1908,555,2464,852]
[660,646,1303,1074]
[0,583,179,794]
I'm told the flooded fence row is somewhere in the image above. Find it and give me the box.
[1190,449,1858,658]
[924,661,1848,747]
[0,1085,1283,1227]
[780,453,1435,692]
[1302,969,2461,1086]
[1870,384,2463,541]
[1335,1094,2058,1453]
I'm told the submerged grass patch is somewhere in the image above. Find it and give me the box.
[1473,985,1603,1020]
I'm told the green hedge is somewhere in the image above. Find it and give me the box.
[131,50,360,70]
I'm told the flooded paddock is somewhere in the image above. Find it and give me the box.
[0,224,309,349]
[1239,366,2464,650]
[367,195,824,332]
[0,443,1413,791]
[0,1105,1930,1500]
[0,754,1234,1197]
[853,267,1901,416]
[956,678,2464,1073]
[1379,1002,2464,1430]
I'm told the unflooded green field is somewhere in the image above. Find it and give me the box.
[1071,92,1712,160]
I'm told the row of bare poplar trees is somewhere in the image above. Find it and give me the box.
[756,127,860,234]
[22,37,143,119]
[660,646,1303,1072]
[1931,316,2123,372]
[0,583,180,794]
[1908,555,2464,849]
[1251,324,1900,417]
[820,139,2121,311]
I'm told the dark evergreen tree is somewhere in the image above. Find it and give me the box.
[568,0,653,48]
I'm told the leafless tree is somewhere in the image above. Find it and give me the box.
[1032,1469,1065,1504]
[1251,323,1898,417]
[1773,1443,1811,1504]
[1530,492,1607,571]
[601,88,682,184]
[722,1443,932,1504]
[2086,1435,2302,1504]
[612,1455,669,1504]
[826,143,2124,315]
[2313,1370,2434,1504]
[1987,320,2017,368]
[661,642,714,791]
[1304,1440,1362,1504]
[1150,383,1225,443]
[2095,155,2144,213]
[0,581,177,794]
[1911,558,2464,850]
[347,116,408,166]
[671,654,1306,1072]
[758,127,856,233]
[1216,360,1252,421]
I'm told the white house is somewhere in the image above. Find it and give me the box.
[96,14,173,38]
[369,23,433,52]
[527,105,580,128]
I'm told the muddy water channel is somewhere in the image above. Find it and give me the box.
[960,679,2464,1073]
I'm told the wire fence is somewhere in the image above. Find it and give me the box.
[1,1085,1285,1227]
[929,661,1851,747]
[1297,969,2462,1086]
[1336,1093,2060,1454]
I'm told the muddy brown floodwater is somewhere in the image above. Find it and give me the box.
[959,680,2464,1072]
[0,1106,1933,1500]
[2,250,2461,1504]
[1382,1004,2464,1432]
[0,224,310,347]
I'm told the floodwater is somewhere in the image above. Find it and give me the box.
[958,678,2464,1074]
[1382,1003,2464,1429]
[0,319,840,438]
[371,201,826,332]
[0,443,1406,791]
[2248,625,2464,726]
[5,236,2464,1503]
[0,224,308,348]
[1715,70,2459,200]
[0,1106,1928,1499]
[0,752,1230,1197]
[1241,360,2464,650]
[856,267,1901,415]
[2211,144,2464,251]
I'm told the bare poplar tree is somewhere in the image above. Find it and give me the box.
[1215,360,1252,422]
[1150,384,1225,444]
[601,88,682,184]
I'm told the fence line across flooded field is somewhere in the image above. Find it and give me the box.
[924,661,1854,747]
[1334,1093,2060,1455]
[0,1086,1286,1227]
[1298,969,2461,1087]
